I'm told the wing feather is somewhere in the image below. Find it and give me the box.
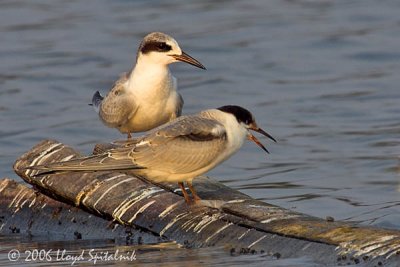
[131,115,227,174]
[31,112,227,177]
[98,73,137,127]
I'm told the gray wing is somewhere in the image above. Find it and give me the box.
[98,73,137,127]
[130,116,228,174]
[32,116,227,175]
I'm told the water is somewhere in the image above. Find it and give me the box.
[0,236,321,267]
[1,0,400,265]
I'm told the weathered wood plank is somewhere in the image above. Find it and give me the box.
[10,140,400,266]
[0,178,164,244]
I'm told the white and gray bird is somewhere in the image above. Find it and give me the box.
[92,32,206,139]
[32,105,276,203]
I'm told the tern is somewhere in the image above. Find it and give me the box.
[92,32,206,139]
[31,105,276,203]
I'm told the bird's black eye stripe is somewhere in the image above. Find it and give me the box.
[157,42,168,50]
[140,41,172,54]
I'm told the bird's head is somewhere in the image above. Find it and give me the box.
[217,105,276,154]
[137,32,206,69]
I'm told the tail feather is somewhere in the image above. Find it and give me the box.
[90,91,104,113]
[27,153,145,175]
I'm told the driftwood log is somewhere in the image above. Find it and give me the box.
[0,178,163,244]
[5,139,400,266]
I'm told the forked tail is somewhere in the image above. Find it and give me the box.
[90,91,104,113]
[27,152,145,175]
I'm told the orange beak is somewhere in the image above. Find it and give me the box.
[247,124,276,154]
[248,133,270,154]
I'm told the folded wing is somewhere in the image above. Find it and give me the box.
[31,114,227,176]
[98,73,137,127]
[132,115,228,174]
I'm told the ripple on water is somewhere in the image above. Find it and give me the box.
[1,0,400,264]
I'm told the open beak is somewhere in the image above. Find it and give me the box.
[171,51,206,70]
[247,125,277,154]
[251,127,277,143]
[248,133,270,154]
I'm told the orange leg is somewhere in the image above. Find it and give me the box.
[178,182,191,203]
[187,181,201,202]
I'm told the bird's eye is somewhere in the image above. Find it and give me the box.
[157,42,171,51]
[141,41,171,54]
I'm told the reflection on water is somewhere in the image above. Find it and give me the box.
[1,0,400,265]
[0,236,319,267]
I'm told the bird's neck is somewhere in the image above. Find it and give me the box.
[127,59,174,95]
[223,114,247,149]
[205,110,247,149]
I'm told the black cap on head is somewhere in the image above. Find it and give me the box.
[217,105,254,125]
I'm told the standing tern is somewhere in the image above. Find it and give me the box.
[92,32,206,139]
[31,105,276,203]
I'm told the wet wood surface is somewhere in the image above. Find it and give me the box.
[7,139,400,266]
